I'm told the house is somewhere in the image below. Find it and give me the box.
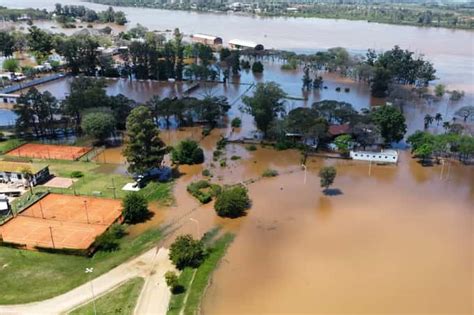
[328,124,351,138]
[228,39,264,51]
[0,161,50,186]
[191,34,223,47]
[350,150,398,164]
[0,93,20,105]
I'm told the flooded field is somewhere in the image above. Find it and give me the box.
[16,59,468,136]
[114,123,473,314]
[1,0,473,312]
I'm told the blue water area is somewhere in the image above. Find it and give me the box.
[0,109,17,127]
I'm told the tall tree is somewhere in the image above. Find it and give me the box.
[27,26,53,63]
[123,106,167,174]
[0,31,14,57]
[370,105,407,145]
[62,77,109,130]
[242,82,286,137]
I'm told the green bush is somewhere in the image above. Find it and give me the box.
[121,193,149,224]
[262,169,278,177]
[94,224,125,252]
[252,61,264,73]
[231,117,242,128]
[245,144,257,151]
[216,137,227,150]
[202,169,211,177]
[230,155,241,160]
[213,150,222,158]
[165,271,184,294]
[202,128,211,137]
[214,185,250,218]
[219,159,227,167]
[70,171,84,178]
[187,180,221,204]
[172,140,204,165]
[169,234,206,270]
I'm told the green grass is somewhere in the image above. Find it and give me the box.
[69,277,144,315]
[167,233,235,315]
[14,159,173,202]
[0,139,25,154]
[0,227,162,304]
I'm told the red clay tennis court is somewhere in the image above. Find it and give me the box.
[6,143,92,160]
[0,194,122,250]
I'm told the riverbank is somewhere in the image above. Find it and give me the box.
[85,1,474,30]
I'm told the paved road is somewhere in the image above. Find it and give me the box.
[0,247,174,315]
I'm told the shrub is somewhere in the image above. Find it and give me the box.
[344,87,350,93]
[214,185,250,218]
[165,271,184,294]
[230,155,241,160]
[220,159,227,167]
[213,150,222,158]
[202,169,211,177]
[172,139,204,165]
[319,166,337,191]
[187,180,221,204]
[262,169,278,177]
[202,127,211,137]
[122,192,149,224]
[246,144,257,151]
[70,171,84,178]
[335,87,341,92]
[231,117,242,128]
[94,224,125,252]
[169,234,206,270]
[252,61,264,73]
[216,137,227,150]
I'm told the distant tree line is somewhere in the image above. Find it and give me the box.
[53,4,127,26]
[86,0,474,29]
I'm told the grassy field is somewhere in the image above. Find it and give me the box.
[0,139,25,154]
[0,152,174,304]
[167,233,235,315]
[0,226,162,304]
[69,277,144,315]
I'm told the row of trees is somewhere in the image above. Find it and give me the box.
[407,131,474,164]
[54,4,127,25]
[242,82,407,147]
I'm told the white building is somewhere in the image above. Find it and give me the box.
[350,150,398,164]
[191,34,223,47]
[0,161,50,186]
[228,39,264,51]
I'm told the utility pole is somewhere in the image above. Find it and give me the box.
[49,226,55,248]
[85,268,97,315]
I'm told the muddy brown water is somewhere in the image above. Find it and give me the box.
[120,126,473,314]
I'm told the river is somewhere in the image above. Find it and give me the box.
[1,0,473,91]
[1,1,473,314]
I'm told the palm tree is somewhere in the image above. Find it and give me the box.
[442,121,450,133]
[424,114,434,129]
[434,113,443,126]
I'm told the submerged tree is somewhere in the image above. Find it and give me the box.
[319,166,337,192]
[242,82,286,138]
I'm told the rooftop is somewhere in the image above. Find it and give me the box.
[0,161,48,174]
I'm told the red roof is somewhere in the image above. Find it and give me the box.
[328,124,351,136]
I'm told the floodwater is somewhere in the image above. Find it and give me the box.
[120,123,473,314]
[26,59,470,135]
[1,1,473,312]
[2,0,474,92]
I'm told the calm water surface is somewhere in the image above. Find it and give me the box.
[1,1,473,313]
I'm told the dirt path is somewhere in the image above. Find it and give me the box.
[0,247,174,315]
[134,248,177,315]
